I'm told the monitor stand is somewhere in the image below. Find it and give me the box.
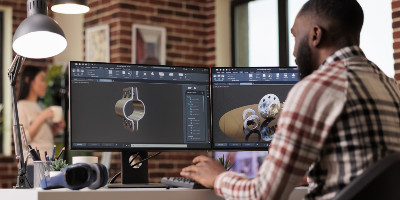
[107,151,166,188]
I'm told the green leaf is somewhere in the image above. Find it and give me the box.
[216,154,236,171]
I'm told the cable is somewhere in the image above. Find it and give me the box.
[108,152,161,184]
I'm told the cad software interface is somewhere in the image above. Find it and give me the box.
[70,62,211,150]
[212,67,299,149]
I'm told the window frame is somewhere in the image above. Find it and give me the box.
[231,0,289,67]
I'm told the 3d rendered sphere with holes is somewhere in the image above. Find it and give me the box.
[258,94,280,119]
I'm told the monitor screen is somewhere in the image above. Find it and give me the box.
[211,67,299,150]
[69,61,211,151]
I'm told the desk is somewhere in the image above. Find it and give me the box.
[0,187,308,200]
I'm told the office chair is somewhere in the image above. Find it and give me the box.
[334,152,400,200]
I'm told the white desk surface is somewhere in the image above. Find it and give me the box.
[0,187,308,200]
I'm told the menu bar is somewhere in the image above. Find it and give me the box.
[70,62,209,83]
[212,67,299,83]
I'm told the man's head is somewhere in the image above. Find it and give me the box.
[291,0,364,79]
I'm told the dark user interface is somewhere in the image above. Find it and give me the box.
[70,62,211,150]
[212,67,298,149]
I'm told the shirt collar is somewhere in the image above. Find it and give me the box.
[319,45,365,70]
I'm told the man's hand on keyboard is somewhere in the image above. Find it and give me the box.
[180,155,226,189]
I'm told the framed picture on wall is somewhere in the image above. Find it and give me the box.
[85,24,110,62]
[132,24,166,65]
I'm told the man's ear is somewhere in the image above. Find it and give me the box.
[311,26,323,47]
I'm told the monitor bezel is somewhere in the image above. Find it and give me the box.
[68,61,212,151]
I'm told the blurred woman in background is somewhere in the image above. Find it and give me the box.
[17,66,65,162]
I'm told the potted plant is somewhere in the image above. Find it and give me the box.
[217,154,236,171]
[49,159,68,177]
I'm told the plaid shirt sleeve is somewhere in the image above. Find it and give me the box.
[214,62,348,200]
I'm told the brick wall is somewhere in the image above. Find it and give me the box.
[0,0,55,188]
[85,0,215,66]
[393,0,400,85]
[84,0,215,183]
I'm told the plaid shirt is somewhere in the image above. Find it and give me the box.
[214,46,400,200]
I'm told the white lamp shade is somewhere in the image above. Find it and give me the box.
[12,13,67,59]
[51,0,90,14]
[13,31,67,59]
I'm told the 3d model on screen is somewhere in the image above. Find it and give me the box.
[243,109,262,142]
[258,94,280,118]
[115,87,145,132]
[218,93,282,143]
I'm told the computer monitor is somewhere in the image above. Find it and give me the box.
[69,61,210,185]
[211,67,299,150]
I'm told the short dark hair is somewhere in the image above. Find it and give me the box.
[17,66,45,101]
[299,0,364,45]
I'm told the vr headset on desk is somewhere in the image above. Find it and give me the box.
[41,163,108,190]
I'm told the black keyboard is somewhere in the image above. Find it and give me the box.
[161,177,207,189]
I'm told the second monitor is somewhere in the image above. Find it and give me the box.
[212,67,299,150]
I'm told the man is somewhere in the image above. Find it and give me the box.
[181,0,400,199]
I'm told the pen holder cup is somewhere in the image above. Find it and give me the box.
[33,161,51,188]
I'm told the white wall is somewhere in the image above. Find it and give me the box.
[53,13,84,65]
[1,6,13,156]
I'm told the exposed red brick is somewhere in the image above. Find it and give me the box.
[0,157,14,163]
[186,4,201,11]
[176,45,191,51]
[168,2,182,8]
[120,3,136,10]
[204,6,215,12]
[149,172,166,177]
[394,52,400,59]
[393,1,400,9]
[393,10,400,19]
[150,16,164,23]
[394,41,400,49]
[393,31,400,39]
[185,54,201,60]
[175,11,190,17]
[169,19,184,26]
[165,172,181,177]
[159,163,174,169]
[101,15,112,22]
[168,35,183,42]
[184,38,200,44]
[88,1,99,7]
[393,21,400,29]
[395,63,400,70]
[193,30,208,36]
[175,28,191,34]
[193,47,208,52]
[158,8,173,15]
[395,73,400,81]
[130,14,147,21]
[137,6,154,12]
[185,21,202,27]
[149,0,165,6]
[167,52,182,58]
[193,14,207,20]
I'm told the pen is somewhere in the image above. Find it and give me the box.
[56,147,65,160]
[37,149,41,160]
[28,145,41,161]
[51,145,56,161]
[45,151,48,161]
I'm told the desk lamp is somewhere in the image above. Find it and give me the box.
[9,0,67,188]
[51,0,90,14]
